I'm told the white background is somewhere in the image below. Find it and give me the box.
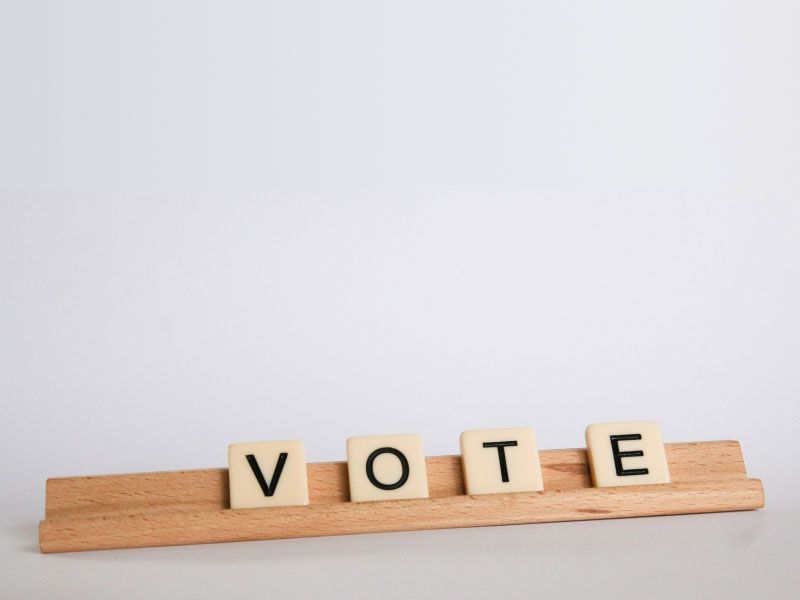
[1,1,798,598]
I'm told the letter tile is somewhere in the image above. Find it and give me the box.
[585,421,670,487]
[346,434,429,502]
[459,428,544,495]
[228,440,310,509]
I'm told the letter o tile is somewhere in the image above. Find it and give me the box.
[346,434,429,502]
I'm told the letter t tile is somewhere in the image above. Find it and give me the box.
[459,428,544,495]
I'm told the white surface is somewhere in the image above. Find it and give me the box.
[1,1,799,598]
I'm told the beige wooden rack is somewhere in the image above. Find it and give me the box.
[39,440,764,553]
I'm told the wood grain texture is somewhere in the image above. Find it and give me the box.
[39,441,763,553]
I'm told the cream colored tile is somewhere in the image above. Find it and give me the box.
[459,427,544,495]
[346,434,429,502]
[585,422,670,487]
[228,440,309,509]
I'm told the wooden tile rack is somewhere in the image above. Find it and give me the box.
[39,440,763,553]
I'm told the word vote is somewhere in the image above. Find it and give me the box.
[228,421,670,509]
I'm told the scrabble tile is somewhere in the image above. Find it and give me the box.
[228,440,309,509]
[459,427,544,495]
[585,422,670,487]
[346,434,429,502]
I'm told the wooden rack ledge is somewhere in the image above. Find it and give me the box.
[39,440,764,553]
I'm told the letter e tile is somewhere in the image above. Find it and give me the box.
[585,422,670,487]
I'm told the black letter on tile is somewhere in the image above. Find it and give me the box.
[366,447,410,490]
[482,441,518,482]
[246,453,288,496]
[609,434,649,476]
